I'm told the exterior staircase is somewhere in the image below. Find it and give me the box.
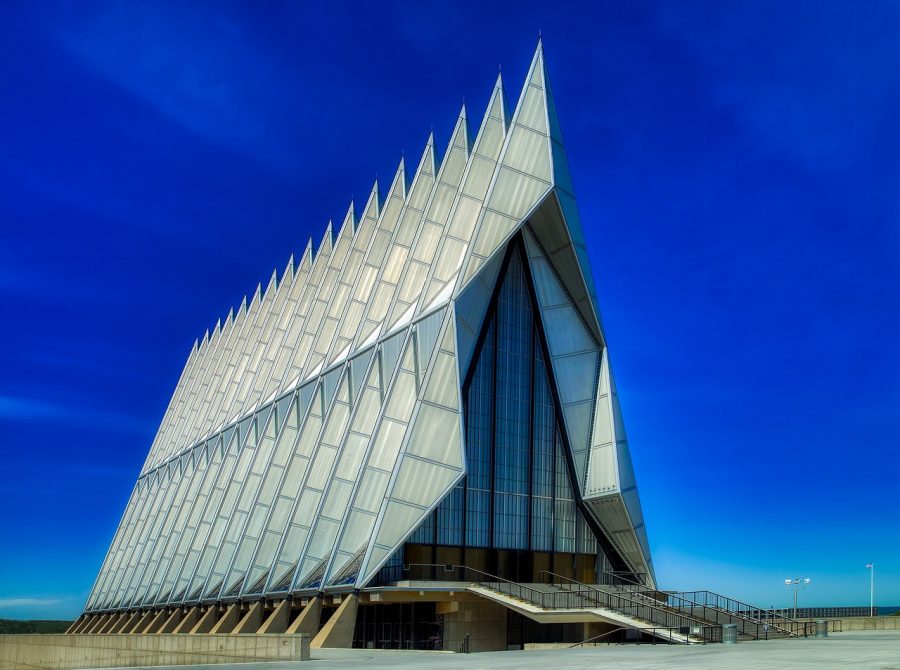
[432,566,721,644]
[657,589,812,639]
[584,571,814,640]
[401,564,815,645]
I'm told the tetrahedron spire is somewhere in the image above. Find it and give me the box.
[297,238,313,273]
[450,103,470,154]
[472,72,508,157]
[422,131,437,177]
[319,219,334,256]
[338,201,356,239]
[265,268,278,295]
[390,156,407,201]
[356,180,380,237]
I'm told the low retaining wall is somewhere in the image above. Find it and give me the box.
[802,616,900,631]
[0,633,309,670]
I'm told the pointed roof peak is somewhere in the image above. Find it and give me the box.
[388,156,406,191]
[389,155,408,199]
[317,221,334,257]
[297,238,313,272]
[447,103,471,156]
[360,179,380,220]
[338,200,357,237]
[411,131,438,184]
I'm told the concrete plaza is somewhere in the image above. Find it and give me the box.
[101,630,900,670]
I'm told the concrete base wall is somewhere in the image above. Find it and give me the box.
[0,633,309,670]
[441,600,507,652]
[801,616,900,631]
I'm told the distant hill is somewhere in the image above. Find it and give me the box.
[0,619,73,634]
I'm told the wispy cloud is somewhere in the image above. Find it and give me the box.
[0,395,149,434]
[55,3,309,175]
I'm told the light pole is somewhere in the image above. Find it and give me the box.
[866,563,875,616]
[784,577,811,619]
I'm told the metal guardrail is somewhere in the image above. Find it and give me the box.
[771,607,881,618]
[399,564,720,644]
[597,572,816,638]
[538,571,720,643]
[664,590,813,638]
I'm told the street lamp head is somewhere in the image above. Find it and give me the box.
[804,578,811,585]
[785,579,792,585]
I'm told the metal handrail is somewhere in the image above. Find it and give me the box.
[663,590,811,638]
[600,569,648,590]
[596,573,811,638]
[582,572,808,640]
[403,564,720,644]
[539,571,716,632]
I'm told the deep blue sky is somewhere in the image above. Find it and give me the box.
[1,1,897,620]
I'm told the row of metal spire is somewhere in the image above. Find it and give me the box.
[140,42,563,474]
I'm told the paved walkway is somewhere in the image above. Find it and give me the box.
[102,631,900,670]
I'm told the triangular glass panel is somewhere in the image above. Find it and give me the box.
[222,573,244,599]
[360,545,392,586]
[296,556,329,591]
[242,568,270,597]
[328,545,366,587]
[414,307,446,381]
[237,416,253,449]
[268,560,298,593]
[350,346,376,405]
[322,366,342,409]
[255,403,274,444]
[379,329,406,383]
[298,381,317,423]
[276,392,294,429]
[423,276,456,313]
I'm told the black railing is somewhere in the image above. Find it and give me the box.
[661,590,813,639]
[600,570,651,590]
[771,606,881,619]
[400,564,720,644]
[538,571,720,644]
